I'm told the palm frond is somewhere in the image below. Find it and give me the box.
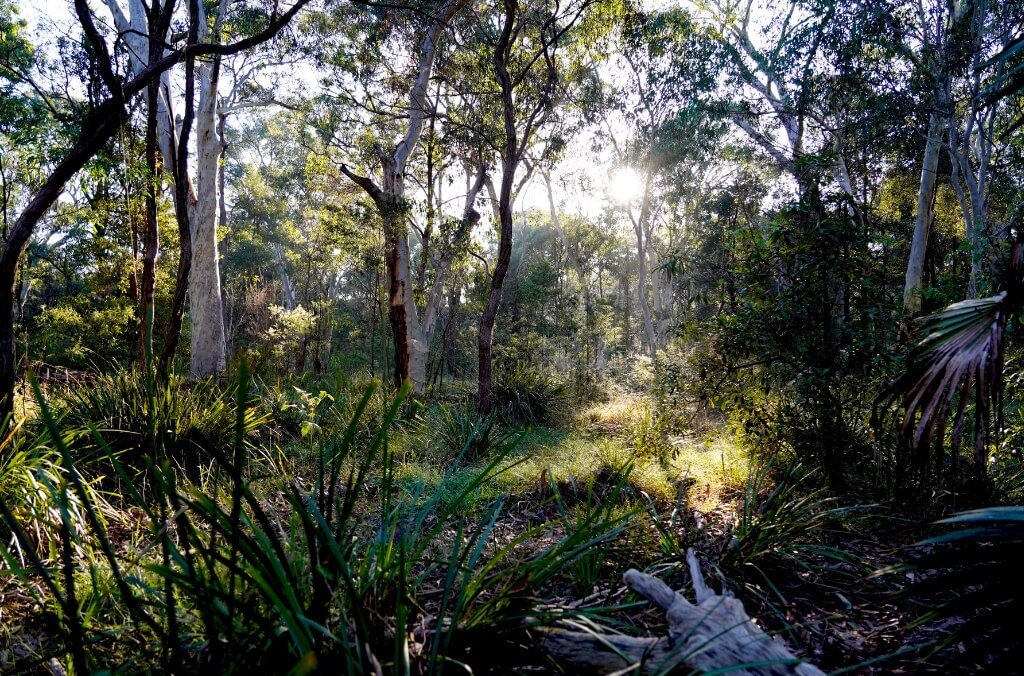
[880,506,1024,669]
[875,293,1008,486]
[980,33,1024,135]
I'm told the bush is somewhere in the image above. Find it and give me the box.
[55,369,269,474]
[718,458,865,605]
[492,362,570,427]
[0,421,112,555]
[427,402,518,463]
[0,376,632,674]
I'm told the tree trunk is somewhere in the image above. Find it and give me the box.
[478,0,519,414]
[188,59,227,377]
[634,226,658,359]
[140,74,160,368]
[0,99,126,422]
[384,207,412,389]
[478,157,516,413]
[338,0,466,392]
[904,112,941,315]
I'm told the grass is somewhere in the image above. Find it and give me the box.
[0,367,925,674]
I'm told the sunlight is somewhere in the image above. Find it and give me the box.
[607,167,644,205]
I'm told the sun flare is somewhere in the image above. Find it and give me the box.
[608,167,644,205]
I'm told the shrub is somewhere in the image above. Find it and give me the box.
[492,361,570,427]
[718,458,866,605]
[0,421,112,556]
[55,369,269,474]
[427,402,518,463]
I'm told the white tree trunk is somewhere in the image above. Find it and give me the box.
[189,62,227,377]
[408,326,429,390]
[273,242,296,310]
[904,112,942,315]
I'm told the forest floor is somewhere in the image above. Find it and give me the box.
[379,386,961,674]
[393,385,974,676]
[0,380,973,673]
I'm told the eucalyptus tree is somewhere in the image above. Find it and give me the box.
[471,0,606,412]
[945,0,1024,299]
[875,3,1024,491]
[0,0,309,422]
[600,7,721,358]
[101,0,297,376]
[319,0,487,391]
[701,0,879,203]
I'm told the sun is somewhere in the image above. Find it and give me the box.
[608,167,644,205]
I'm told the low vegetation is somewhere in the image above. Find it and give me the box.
[2,0,1023,672]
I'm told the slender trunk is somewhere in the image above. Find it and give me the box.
[478,0,520,414]
[904,113,942,314]
[140,74,160,368]
[189,59,228,377]
[443,278,462,376]
[157,3,201,375]
[274,242,296,309]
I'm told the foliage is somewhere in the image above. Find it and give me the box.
[692,186,898,489]
[884,507,1024,670]
[425,402,518,463]
[491,361,571,427]
[0,370,632,673]
[718,458,865,605]
[54,369,269,475]
[0,420,112,555]
[874,231,1024,498]
[32,296,137,369]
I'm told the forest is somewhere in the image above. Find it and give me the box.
[1,0,1023,672]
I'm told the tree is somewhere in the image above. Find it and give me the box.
[475,0,597,413]
[102,0,237,376]
[0,0,310,422]
[334,0,477,391]
[599,7,721,358]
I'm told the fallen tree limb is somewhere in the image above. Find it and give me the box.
[537,548,825,675]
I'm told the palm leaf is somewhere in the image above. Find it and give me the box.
[880,506,1024,667]
[980,33,1024,135]
[874,293,1009,485]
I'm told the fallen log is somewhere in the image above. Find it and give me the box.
[538,548,825,675]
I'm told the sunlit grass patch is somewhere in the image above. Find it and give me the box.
[667,428,749,510]
[576,391,646,435]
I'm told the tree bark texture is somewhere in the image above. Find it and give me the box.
[189,52,228,377]
[904,113,942,315]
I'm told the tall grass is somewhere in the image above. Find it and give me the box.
[492,362,570,427]
[54,369,269,476]
[0,365,633,673]
[717,458,867,607]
